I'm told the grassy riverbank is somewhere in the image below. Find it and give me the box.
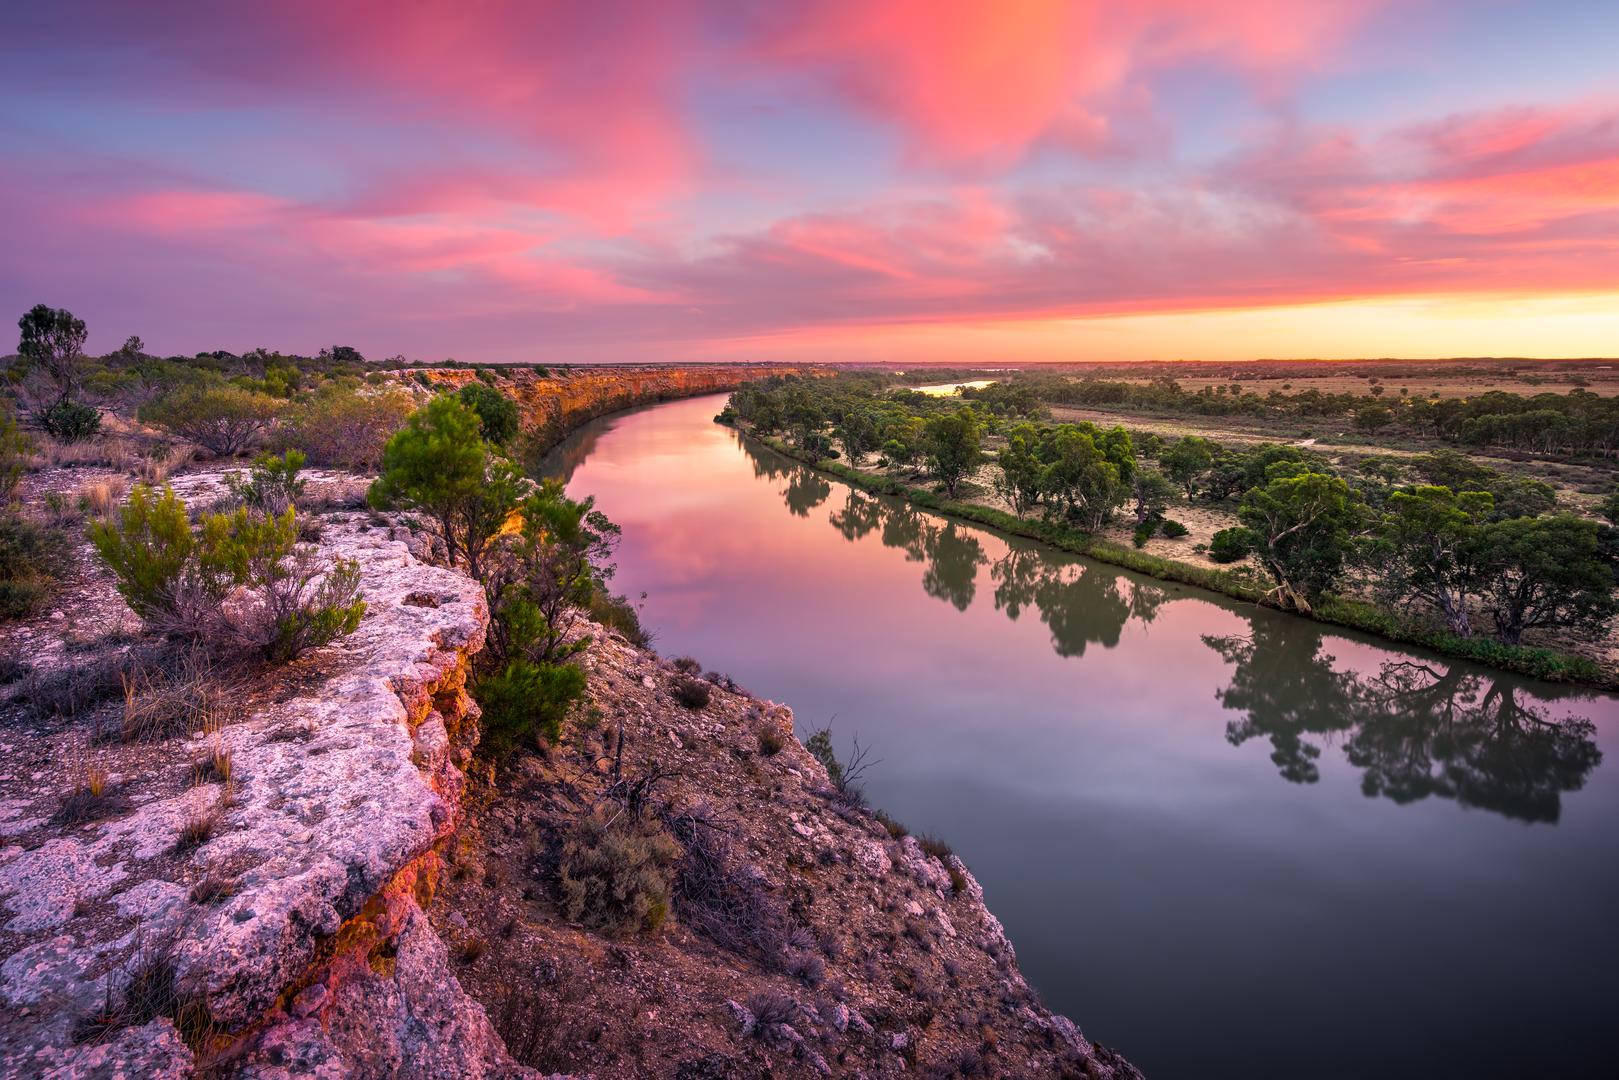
[735,425,1611,689]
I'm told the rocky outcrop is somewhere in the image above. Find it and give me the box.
[406,364,823,453]
[0,474,524,1078]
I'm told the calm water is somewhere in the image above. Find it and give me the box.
[544,394,1619,1080]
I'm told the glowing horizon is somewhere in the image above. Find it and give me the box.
[2,1,1618,364]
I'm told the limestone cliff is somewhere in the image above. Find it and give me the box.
[407,364,825,454]
[0,470,526,1079]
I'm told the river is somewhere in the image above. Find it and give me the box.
[543,393,1619,1080]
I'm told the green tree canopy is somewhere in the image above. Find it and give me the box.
[458,382,520,446]
[368,395,523,580]
[1471,514,1617,644]
[922,408,982,496]
[1238,470,1362,613]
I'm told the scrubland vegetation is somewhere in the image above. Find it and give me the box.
[724,372,1619,684]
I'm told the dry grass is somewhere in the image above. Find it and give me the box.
[173,805,220,853]
[137,444,193,486]
[117,649,237,743]
[74,929,217,1050]
[77,478,129,521]
[190,745,232,787]
[55,745,129,824]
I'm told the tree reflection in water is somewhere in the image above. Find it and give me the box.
[736,436,1601,823]
[1206,621,1601,823]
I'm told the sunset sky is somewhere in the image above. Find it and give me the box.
[3,1,1618,364]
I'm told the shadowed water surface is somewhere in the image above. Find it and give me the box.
[544,394,1619,1080]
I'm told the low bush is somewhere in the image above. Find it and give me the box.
[557,812,679,936]
[141,384,281,457]
[672,675,712,709]
[475,659,586,754]
[1208,527,1252,563]
[225,450,306,517]
[0,406,29,503]
[756,727,785,756]
[0,512,71,618]
[1161,518,1190,538]
[586,588,650,647]
[663,804,792,966]
[278,382,414,470]
[89,484,365,662]
[41,400,102,442]
[1132,520,1155,548]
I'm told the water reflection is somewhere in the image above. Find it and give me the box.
[1206,619,1601,823]
[737,434,1603,823]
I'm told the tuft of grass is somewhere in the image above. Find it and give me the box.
[670,655,702,674]
[189,872,238,904]
[874,809,908,839]
[190,745,232,787]
[173,806,219,854]
[74,935,217,1050]
[917,833,953,861]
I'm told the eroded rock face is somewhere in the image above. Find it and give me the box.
[0,481,525,1078]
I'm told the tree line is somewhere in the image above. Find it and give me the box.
[959,372,1619,457]
[724,376,1619,659]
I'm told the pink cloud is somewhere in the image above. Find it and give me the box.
[753,0,1385,167]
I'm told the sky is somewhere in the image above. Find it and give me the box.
[2,0,1618,365]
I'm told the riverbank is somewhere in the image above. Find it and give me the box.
[729,424,1614,690]
[0,455,1141,1077]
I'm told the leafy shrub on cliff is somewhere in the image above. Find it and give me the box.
[557,812,679,936]
[458,382,520,447]
[141,383,282,457]
[368,395,523,581]
[278,381,414,470]
[587,588,650,647]
[476,659,585,753]
[89,483,364,661]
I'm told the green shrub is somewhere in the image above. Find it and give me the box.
[587,589,650,647]
[368,395,523,581]
[1161,518,1189,538]
[1,407,33,503]
[89,484,364,661]
[557,813,679,936]
[41,400,101,442]
[1132,520,1155,548]
[475,659,585,753]
[141,384,281,457]
[0,513,71,618]
[1208,527,1252,563]
[226,450,306,516]
[278,382,414,470]
[458,382,520,446]
[88,485,196,620]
